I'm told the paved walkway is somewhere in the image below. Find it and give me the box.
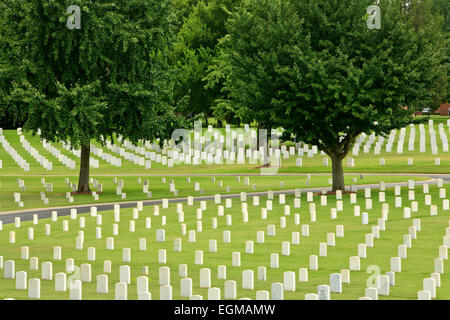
[0,174,443,224]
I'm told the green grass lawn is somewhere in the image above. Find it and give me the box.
[0,122,449,300]
[0,123,448,212]
[0,184,448,300]
[0,175,428,212]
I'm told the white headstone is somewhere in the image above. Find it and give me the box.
[28,278,41,299]
[350,256,361,271]
[418,290,431,300]
[80,263,91,283]
[104,261,112,274]
[199,268,211,288]
[195,250,204,265]
[317,285,330,300]
[69,280,82,300]
[423,278,436,298]
[30,257,38,271]
[341,269,350,284]
[123,248,131,263]
[271,253,279,268]
[305,293,318,300]
[180,278,193,297]
[137,276,148,294]
[256,290,270,300]
[16,271,27,290]
[330,273,342,293]
[283,271,296,292]
[156,229,166,242]
[309,255,318,270]
[158,249,167,264]
[377,275,389,296]
[87,247,96,262]
[232,252,241,267]
[179,264,188,278]
[224,280,237,299]
[97,274,108,294]
[42,261,53,280]
[391,257,401,272]
[218,265,226,280]
[115,282,128,300]
[271,283,284,300]
[55,272,67,292]
[365,287,378,300]
[434,258,444,274]
[242,270,254,290]
[223,230,231,243]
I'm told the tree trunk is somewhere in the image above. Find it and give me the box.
[331,153,345,191]
[77,144,91,194]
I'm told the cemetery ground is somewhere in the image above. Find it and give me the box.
[2,120,450,211]
[2,121,450,176]
[0,185,449,300]
[0,120,449,300]
[0,174,427,212]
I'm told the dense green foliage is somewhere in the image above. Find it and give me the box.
[172,0,241,125]
[430,0,449,102]
[0,0,184,147]
[0,0,187,191]
[208,0,446,189]
[0,0,448,191]
[0,0,448,131]
[408,0,449,107]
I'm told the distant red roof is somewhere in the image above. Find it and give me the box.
[435,102,450,116]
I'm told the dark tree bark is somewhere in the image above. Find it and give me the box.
[321,134,355,192]
[77,144,91,194]
[330,153,345,191]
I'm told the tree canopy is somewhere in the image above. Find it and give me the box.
[0,0,186,192]
[209,0,446,190]
[0,0,448,193]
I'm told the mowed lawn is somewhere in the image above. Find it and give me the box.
[0,184,448,300]
[0,174,428,212]
[0,121,449,300]
[0,123,447,212]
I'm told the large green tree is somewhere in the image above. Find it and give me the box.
[210,0,446,191]
[0,0,185,193]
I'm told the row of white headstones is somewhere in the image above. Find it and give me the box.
[1,179,449,300]
[42,140,76,170]
[18,134,53,171]
[3,120,449,173]
[89,122,450,169]
[6,174,259,208]
[352,121,450,155]
[8,177,86,208]
[109,120,450,168]
[0,128,101,172]
[0,133,29,171]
